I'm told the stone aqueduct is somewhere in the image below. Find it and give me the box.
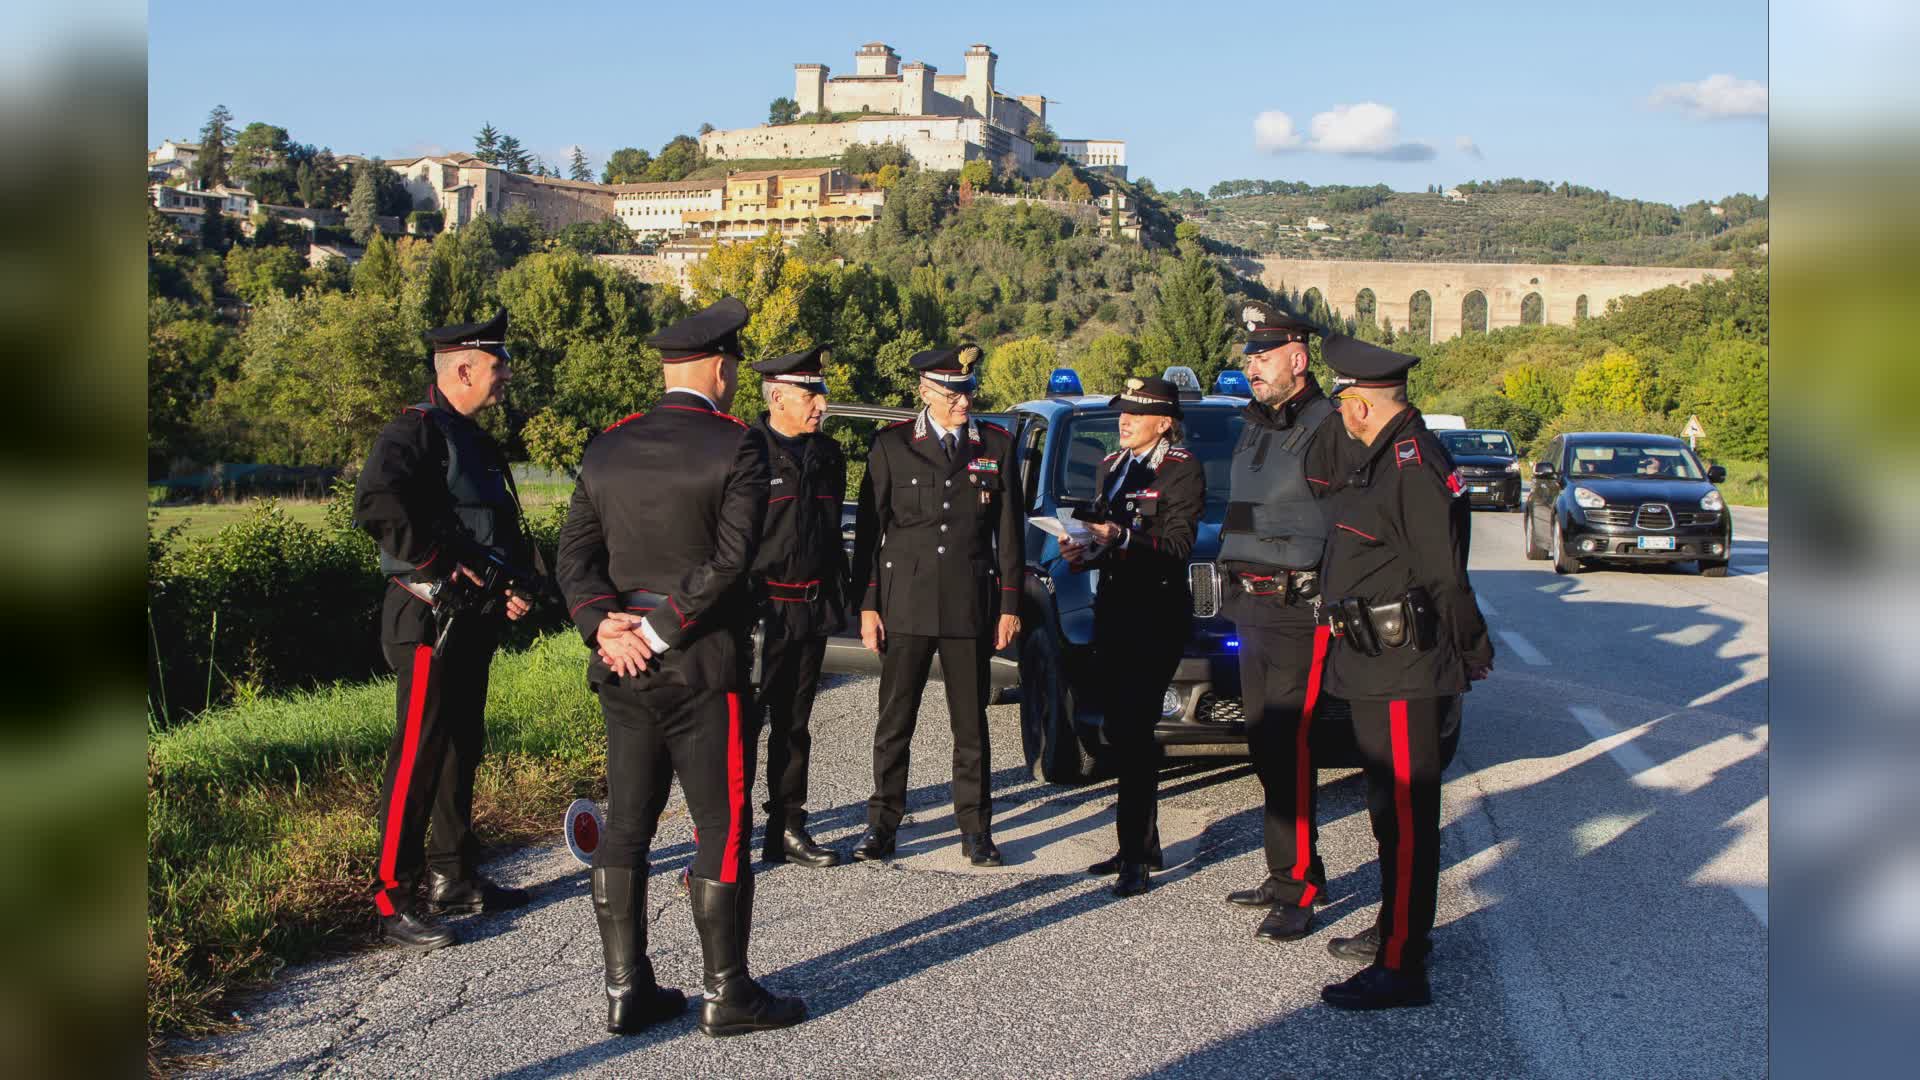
[1232,257,1733,342]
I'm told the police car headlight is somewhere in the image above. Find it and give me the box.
[1700,489,1725,511]
[1161,689,1184,718]
[1572,486,1606,510]
[1504,461,1520,474]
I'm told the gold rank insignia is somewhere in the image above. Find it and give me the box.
[956,345,981,373]
[1126,377,1144,391]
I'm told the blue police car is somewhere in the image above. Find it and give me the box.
[823,366,1274,784]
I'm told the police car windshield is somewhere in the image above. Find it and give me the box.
[1439,431,1515,457]
[1053,408,1241,520]
[1568,443,1705,480]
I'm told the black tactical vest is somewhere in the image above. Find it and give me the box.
[377,402,523,578]
[1218,395,1335,571]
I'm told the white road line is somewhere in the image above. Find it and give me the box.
[1568,706,1680,787]
[1498,630,1550,666]
[1476,594,1499,617]
[1730,885,1769,928]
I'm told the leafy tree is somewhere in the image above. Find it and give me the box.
[521,407,589,474]
[1149,247,1232,383]
[874,163,903,189]
[768,97,799,125]
[345,164,380,244]
[1695,337,1767,458]
[194,104,235,189]
[568,145,592,182]
[149,304,238,463]
[1501,362,1563,420]
[551,337,660,435]
[959,159,993,190]
[979,336,1060,408]
[474,123,501,164]
[687,235,832,417]
[303,254,352,296]
[1026,121,1061,162]
[1563,349,1652,413]
[222,245,306,306]
[199,199,229,252]
[1462,392,1542,443]
[699,122,716,136]
[415,225,500,329]
[644,136,702,182]
[842,141,912,175]
[602,147,652,184]
[495,134,528,173]
[352,233,403,298]
[1074,332,1146,393]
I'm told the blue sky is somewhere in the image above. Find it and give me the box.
[147,0,1768,204]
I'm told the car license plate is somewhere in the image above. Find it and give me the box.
[1469,484,1489,493]
[1637,535,1677,551]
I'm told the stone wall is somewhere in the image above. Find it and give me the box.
[703,116,992,172]
[1234,257,1735,341]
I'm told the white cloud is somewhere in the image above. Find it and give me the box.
[1648,74,1768,119]
[1252,102,1436,161]
[1456,135,1483,159]
[1253,111,1302,152]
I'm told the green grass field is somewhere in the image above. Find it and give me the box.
[1717,458,1769,507]
[147,631,604,1055]
[150,484,576,540]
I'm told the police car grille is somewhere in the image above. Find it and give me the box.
[1634,503,1674,530]
[1586,506,1636,527]
[1673,510,1719,526]
[1188,562,1220,618]
[1195,694,1244,724]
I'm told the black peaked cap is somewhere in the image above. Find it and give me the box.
[1110,375,1183,418]
[646,296,748,362]
[1322,333,1420,387]
[425,309,509,351]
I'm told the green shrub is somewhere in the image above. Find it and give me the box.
[1525,407,1679,459]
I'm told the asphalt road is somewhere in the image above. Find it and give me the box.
[187,507,1768,1079]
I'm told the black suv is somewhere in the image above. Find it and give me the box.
[818,371,1269,783]
[1523,431,1734,576]
[1436,428,1522,510]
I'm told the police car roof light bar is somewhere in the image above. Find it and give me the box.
[1162,366,1204,400]
[1213,369,1252,397]
[1047,367,1083,396]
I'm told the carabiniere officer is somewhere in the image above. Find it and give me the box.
[1311,333,1495,1011]
[849,344,1025,867]
[352,309,535,950]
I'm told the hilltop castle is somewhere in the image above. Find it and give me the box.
[701,42,1125,179]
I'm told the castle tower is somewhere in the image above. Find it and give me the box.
[900,62,935,115]
[794,63,827,116]
[854,42,899,77]
[962,44,996,123]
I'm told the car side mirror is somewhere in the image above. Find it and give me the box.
[1706,464,1727,483]
[1532,462,1557,480]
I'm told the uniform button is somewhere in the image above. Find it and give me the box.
[911,478,918,485]
[885,561,892,569]
[937,546,946,554]
[939,523,948,532]
[942,501,950,509]
[945,480,952,487]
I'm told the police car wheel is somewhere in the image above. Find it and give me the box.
[1018,618,1093,785]
[1522,510,1548,561]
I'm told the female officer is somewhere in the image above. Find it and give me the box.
[1061,376,1206,897]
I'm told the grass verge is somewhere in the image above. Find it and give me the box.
[147,631,603,1062]
[1716,458,1769,507]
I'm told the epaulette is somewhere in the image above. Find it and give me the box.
[1164,447,1195,462]
[604,411,645,433]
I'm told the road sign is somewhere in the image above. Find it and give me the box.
[1682,414,1705,450]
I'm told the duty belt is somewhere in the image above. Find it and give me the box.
[1233,569,1319,603]
[619,589,671,612]
[765,579,822,604]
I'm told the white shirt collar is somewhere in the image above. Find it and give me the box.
[667,387,718,410]
[924,410,958,442]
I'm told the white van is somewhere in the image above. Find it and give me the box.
[1425,413,1468,431]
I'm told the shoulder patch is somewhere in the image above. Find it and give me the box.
[1394,439,1422,469]
[1164,447,1194,461]
[604,411,645,433]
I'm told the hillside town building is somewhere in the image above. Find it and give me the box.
[702,41,1126,180]
[388,154,613,232]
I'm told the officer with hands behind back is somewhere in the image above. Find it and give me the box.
[1311,333,1494,1011]
[353,309,535,952]
[747,345,849,868]
[1217,302,1343,945]
[1060,376,1205,898]
[849,344,1024,867]
[557,297,808,1038]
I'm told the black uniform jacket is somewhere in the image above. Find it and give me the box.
[354,387,526,646]
[1315,408,1494,702]
[751,418,850,638]
[557,390,771,690]
[1080,443,1206,632]
[851,411,1025,638]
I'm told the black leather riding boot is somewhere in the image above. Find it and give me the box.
[687,875,806,1037]
[591,866,685,1034]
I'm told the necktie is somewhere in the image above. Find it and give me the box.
[941,432,956,459]
[1110,457,1134,501]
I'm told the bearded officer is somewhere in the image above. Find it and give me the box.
[748,345,848,868]
[1217,301,1344,944]
[1061,376,1205,897]
[353,309,534,951]
[849,344,1024,866]
[557,297,806,1037]
[1311,333,1494,1010]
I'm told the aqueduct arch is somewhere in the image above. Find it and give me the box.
[1237,257,1732,341]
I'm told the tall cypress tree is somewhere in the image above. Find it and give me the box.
[194,104,234,189]
[345,164,379,244]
